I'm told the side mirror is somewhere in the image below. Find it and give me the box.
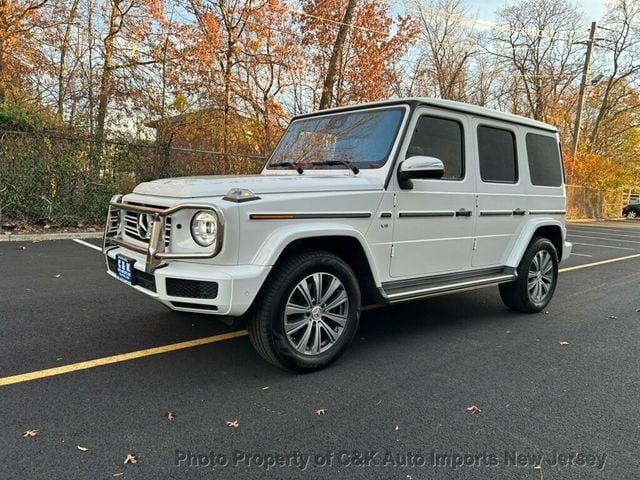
[398,156,445,189]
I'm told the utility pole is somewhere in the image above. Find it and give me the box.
[571,21,597,160]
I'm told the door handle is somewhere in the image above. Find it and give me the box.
[513,208,526,216]
[456,209,472,217]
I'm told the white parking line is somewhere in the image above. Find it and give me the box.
[571,242,635,251]
[568,234,640,244]
[570,253,593,257]
[568,228,640,238]
[569,224,639,233]
[73,238,102,252]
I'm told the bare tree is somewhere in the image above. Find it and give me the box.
[587,0,640,152]
[408,0,480,102]
[492,0,584,122]
[56,0,80,121]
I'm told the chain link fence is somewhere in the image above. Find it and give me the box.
[0,130,265,233]
[565,184,628,220]
[0,129,634,233]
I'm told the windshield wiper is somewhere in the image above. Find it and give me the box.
[274,161,304,174]
[319,159,360,175]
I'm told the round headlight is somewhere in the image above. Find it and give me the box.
[191,210,218,247]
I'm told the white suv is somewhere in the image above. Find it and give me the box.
[103,98,572,372]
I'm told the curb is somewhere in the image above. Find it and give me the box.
[0,232,102,242]
[567,218,626,223]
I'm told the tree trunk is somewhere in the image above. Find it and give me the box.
[0,36,5,105]
[96,0,120,139]
[318,0,358,110]
[57,0,80,121]
[223,50,232,174]
[0,0,6,104]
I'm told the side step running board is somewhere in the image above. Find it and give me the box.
[381,267,517,303]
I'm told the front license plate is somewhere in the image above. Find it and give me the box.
[115,255,136,285]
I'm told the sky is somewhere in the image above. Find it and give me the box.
[465,0,607,23]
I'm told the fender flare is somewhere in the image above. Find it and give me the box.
[251,223,382,285]
[505,218,565,267]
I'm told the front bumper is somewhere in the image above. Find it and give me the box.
[105,247,270,316]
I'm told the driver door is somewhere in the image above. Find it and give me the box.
[390,109,476,278]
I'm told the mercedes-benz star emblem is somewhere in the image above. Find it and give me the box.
[136,213,154,240]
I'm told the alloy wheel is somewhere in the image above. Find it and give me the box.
[527,250,554,303]
[284,272,349,355]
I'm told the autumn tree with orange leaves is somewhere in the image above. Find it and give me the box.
[0,0,49,105]
[298,0,418,111]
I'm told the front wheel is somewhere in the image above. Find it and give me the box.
[248,249,361,372]
[627,210,638,219]
[499,236,558,313]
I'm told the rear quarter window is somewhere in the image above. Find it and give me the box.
[526,133,563,187]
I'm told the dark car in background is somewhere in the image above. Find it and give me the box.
[622,200,640,218]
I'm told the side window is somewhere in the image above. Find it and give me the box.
[526,133,563,187]
[477,126,517,183]
[406,116,464,180]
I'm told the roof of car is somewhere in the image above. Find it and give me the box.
[294,97,559,133]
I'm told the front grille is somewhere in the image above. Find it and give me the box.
[123,203,171,248]
[166,278,219,299]
[107,257,157,293]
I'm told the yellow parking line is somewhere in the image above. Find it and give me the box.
[559,253,640,273]
[2,252,640,388]
[0,330,248,387]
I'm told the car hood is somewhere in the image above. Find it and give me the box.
[132,174,384,198]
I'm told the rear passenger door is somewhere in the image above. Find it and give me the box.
[472,120,527,267]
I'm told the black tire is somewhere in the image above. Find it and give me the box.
[247,249,361,372]
[499,236,558,313]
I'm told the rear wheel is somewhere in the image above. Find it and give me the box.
[248,249,360,372]
[499,236,558,313]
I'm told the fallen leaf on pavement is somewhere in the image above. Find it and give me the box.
[226,420,239,428]
[395,425,399,431]
[112,473,124,477]
[467,405,481,414]
[124,454,138,464]
[261,386,269,390]
[77,445,89,452]
[54,274,61,278]
[315,409,326,416]
[18,246,26,250]
[559,341,569,346]
[166,411,176,421]
[23,429,39,437]
[608,315,617,319]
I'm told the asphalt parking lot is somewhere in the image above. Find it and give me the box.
[1,220,640,479]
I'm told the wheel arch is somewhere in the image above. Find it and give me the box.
[251,226,384,306]
[506,220,565,268]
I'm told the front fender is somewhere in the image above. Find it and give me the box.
[251,223,381,285]
[505,218,567,267]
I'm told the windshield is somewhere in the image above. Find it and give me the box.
[267,107,405,171]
